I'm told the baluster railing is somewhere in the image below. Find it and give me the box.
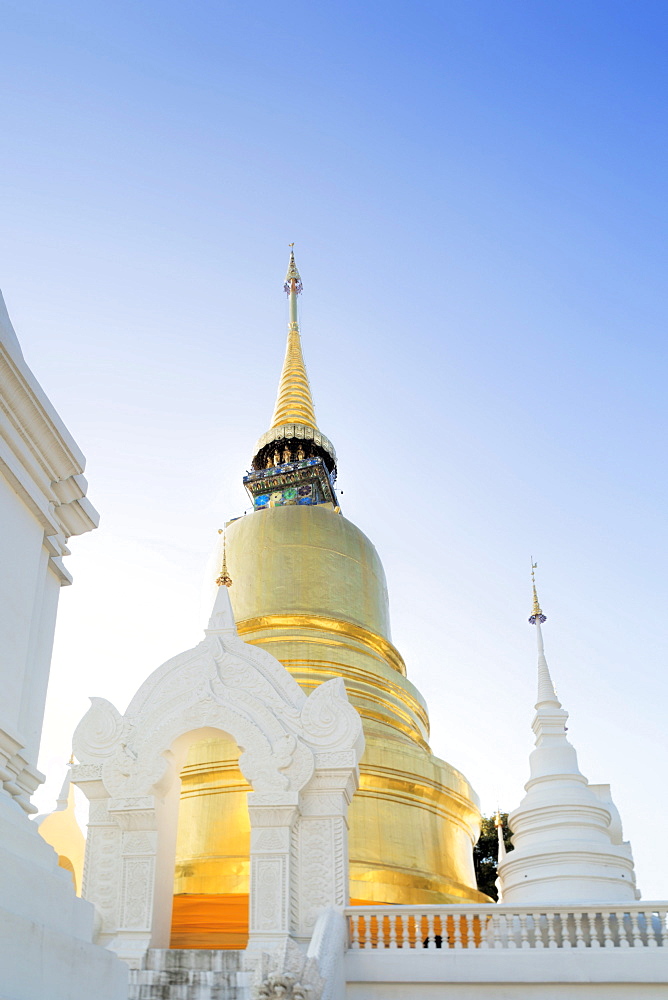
[363,913,373,950]
[388,911,397,949]
[630,909,644,948]
[350,912,360,949]
[561,913,573,949]
[573,911,586,948]
[655,907,668,947]
[463,912,474,949]
[436,911,445,950]
[546,911,558,949]
[590,912,601,949]
[505,912,517,949]
[602,910,615,949]
[478,912,490,949]
[344,902,668,954]
[452,912,463,949]
[401,912,411,949]
[491,910,502,949]
[424,911,435,949]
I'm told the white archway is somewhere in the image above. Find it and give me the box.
[71,587,364,967]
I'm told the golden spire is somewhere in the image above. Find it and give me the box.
[270,246,318,430]
[529,560,546,624]
[216,528,232,588]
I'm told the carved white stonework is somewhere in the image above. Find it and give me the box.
[251,936,324,1000]
[72,584,364,966]
[252,857,287,932]
[253,827,290,852]
[120,857,154,928]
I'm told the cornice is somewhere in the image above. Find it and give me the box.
[0,331,99,550]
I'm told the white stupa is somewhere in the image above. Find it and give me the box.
[497,566,639,903]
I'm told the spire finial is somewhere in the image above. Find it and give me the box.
[269,248,317,429]
[215,528,233,588]
[67,752,75,766]
[529,560,560,707]
[249,250,337,475]
[284,244,303,295]
[529,559,546,624]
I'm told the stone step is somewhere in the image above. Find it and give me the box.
[131,970,239,986]
[128,987,243,1000]
[128,949,248,1000]
[142,949,245,973]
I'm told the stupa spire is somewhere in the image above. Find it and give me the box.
[529,561,560,709]
[207,528,237,635]
[215,528,232,588]
[248,248,336,481]
[270,246,318,430]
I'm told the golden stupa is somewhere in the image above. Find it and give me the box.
[170,251,487,948]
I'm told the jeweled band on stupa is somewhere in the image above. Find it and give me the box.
[170,250,488,950]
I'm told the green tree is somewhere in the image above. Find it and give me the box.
[473,813,513,901]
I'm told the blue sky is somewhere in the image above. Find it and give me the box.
[2,1,667,895]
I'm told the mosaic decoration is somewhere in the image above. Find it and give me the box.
[253,483,314,510]
[244,456,335,511]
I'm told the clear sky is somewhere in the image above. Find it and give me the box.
[2,1,667,896]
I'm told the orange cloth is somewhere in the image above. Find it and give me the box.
[170,894,249,950]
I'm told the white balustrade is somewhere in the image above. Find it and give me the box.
[346,903,668,952]
[546,910,558,949]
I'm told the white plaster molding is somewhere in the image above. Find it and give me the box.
[0,685,47,818]
[0,323,99,549]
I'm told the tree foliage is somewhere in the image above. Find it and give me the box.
[473,813,513,901]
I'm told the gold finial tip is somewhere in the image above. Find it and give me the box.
[529,559,547,624]
[284,246,303,293]
[494,810,503,828]
[216,530,233,587]
[67,752,75,766]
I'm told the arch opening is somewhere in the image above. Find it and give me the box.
[169,728,250,950]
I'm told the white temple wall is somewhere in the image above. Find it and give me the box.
[347,986,667,999]
[0,291,127,999]
[1,297,99,782]
[18,550,62,768]
[0,469,63,771]
[345,949,668,999]
[0,476,45,740]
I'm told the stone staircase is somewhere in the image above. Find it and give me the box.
[128,950,249,1000]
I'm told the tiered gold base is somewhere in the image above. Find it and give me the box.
[170,726,487,948]
[170,505,487,948]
